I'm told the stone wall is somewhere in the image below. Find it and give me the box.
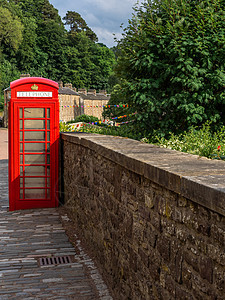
[61,133,225,300]
[59,93,80,122]
[83,99,110,120]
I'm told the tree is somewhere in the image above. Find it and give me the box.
[0,56,20,103]
[6,0,67,79]
[0,0,115,94]
[0,6,23,51]
[0,3,23,99]
[63,30,115,90]
[88,42,116,89]
[63,11,98,42]
[115,0,225,137]
[15,16,38,72]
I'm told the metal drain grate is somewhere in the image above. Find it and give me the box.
[38,256,73,266]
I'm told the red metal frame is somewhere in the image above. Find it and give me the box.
[9,77,59,211]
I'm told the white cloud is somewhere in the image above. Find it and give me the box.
[49,0,138,47]
[93,27,122,47]
[84,13,101,26]
[85,0,136,15]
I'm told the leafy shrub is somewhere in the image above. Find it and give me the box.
[79,123,137,139]
[116,0,225,137]
[59,122,72,132]
[67,115,99,124]
[153,122,225,159]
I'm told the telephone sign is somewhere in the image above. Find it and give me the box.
[8,77,59,211]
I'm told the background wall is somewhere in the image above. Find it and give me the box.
[61,133,225,300]
[59,93,80,122]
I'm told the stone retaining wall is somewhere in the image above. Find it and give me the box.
[61,133,225,300]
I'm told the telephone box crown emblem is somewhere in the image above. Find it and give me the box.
[31,84,38,90]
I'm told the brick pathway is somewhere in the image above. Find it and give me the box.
[0,129,112,300]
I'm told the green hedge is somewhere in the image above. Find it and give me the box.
[66,115,99,124]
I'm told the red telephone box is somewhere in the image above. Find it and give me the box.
[8,77,59,211]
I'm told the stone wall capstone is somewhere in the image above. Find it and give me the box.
[61,133,225,300]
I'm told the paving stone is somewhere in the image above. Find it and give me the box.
[42,278,64,283]
[0,129,113,300]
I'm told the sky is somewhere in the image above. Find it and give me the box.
[49,0,139,48]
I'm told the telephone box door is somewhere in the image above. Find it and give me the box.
[9,78,59,211]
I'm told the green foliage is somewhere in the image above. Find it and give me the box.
[109,82,127,104]
[150,122,225,159]
[0,0,116,97]
[60,114,136,140]
[16,16,38,72]
[59,122,72,132]
[115,0,225,137]
[0,94,4,111]
[67,114,99,124]
[79,121,225,161]
[89,43,116,90]
[0,56,20,98]
[0,5,23,50]
[76,123,137,139]
[63,11,98,42]
[63,32,116,90]
[102,80,137,128]
[61,119,225,161]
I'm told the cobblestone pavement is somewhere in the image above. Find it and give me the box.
[0,129,112,300]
